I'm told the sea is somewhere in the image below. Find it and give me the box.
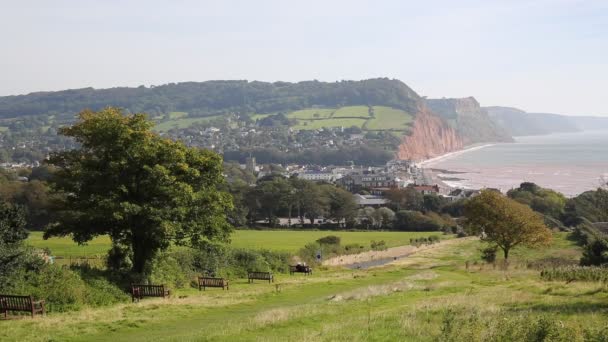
[420,130,608,197]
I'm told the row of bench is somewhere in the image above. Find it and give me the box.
[2,267,313,318]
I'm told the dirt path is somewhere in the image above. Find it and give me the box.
[322,238,472,267]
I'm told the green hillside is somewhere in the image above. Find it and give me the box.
[285,105,413,132]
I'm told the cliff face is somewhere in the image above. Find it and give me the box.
[396,107,464,161]
[426,97,513,144]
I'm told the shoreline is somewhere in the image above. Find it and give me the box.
[414,144,497,191]
[416,143,496,168]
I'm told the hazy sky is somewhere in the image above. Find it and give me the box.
[1,0,607,115]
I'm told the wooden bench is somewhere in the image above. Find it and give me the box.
[131,284,170,302]
[198,277,229,291]
[289,265,313,275]
[0,294,45,318]
[248,271,273,283]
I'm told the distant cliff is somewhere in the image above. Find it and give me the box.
[396,107,463,161]
[485,106,580,136]
[426,97,513,144]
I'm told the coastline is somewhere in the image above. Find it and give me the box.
[414,144,497,192]
[410,131,608,197]
[416,143,495,168]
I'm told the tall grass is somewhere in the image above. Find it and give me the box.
[540,266,608,282]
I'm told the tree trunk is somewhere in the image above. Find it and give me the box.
[131,233,148,275]
[503,248,509,260]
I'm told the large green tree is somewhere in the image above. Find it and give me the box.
[45,108,233,274]
[464,190,552,261]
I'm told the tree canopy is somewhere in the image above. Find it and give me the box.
[44,108,233,274]
[464,190,552,260]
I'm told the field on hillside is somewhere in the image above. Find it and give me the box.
[148,105,413,133]
[154,115,222,132]
[290,106,412,132]
[332,105,371,118]
[293,118,367,130]
[6,233,607,342]
[287,109,334,120]
[365,106,413,131]
[26,230,441,257]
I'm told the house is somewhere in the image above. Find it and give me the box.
[411,184,440,195]
[354,194,388,208]
[448,188,481,200]
[297,171,336,182]
[337,170,400,193]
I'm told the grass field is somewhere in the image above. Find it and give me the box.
[287,109,334,120]
[365,106,413,131]
[250,113,273,121]
[168,111,188,119]
[0,126,8,132]
[6,233,607,341]
[154,115,222,132]
[287,105,412,132]
[331,106,371,118]
[293,118,368,130]
[26,230,441,257]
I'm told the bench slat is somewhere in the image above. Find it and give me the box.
[0,294,45,318]
[198,277,228,290]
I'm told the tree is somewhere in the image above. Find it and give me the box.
[323,186,358,227]
[464,190,551,261]
[296,181,328,225]
[358,207,377,229]
[45,108,233,274]
[0,201,39,290]
[377,207,396,228]
[385,187,424,211]
[507,182,566,220]
[253,176,293,226]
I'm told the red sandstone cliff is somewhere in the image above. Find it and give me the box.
[396,108,464,161]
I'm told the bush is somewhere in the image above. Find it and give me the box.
[149,252,192,289]
[410,235,441,247]
[540,266,608,282]
[371,240,387,251]
[106,244,132,271]
[480,245,498,263]
[394,210,443,231]
[316,235,341,245]
[8,264,129,312]
[438,309,582,341]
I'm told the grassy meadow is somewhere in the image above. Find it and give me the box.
[27,230,441,257]
[331,106,371,118]
[365,106,413,131]
[154,115,222,132]
[5,232,608,341]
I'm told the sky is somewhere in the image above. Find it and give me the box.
[1,0,607,116]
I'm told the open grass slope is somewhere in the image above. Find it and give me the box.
[365,106,413,131]
[154,115,222,132]
[7,232,607,342]
[26,230,438,257]
[292,105,413,132]
[148,105,412,133]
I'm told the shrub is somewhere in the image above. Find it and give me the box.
[106,243,132,271]
[316,235,341,245]
[480,245,498,263]
[370,240,387,251]
[149,252,192,289]
[12,265,87,312]
[540,266,608,282]
[438,309,582,341]
[410,235,441,247]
